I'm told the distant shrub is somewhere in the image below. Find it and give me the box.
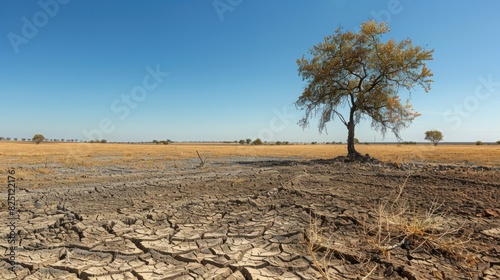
[476,141,483,145]
[246,138,252,144]
[402,141,417,145]
[276,141,282,145]
[354,138,360,144]
[32,134,45,144]
[311,142,317,145]
[239,139,245,145]
[497,140,500,145]
[252,138,263,145]
[101,139,107,143]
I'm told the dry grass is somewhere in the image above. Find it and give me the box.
[1,141,498,189]
[1,142,499,168]
[362,177,477,273]
[305,177,477,279]
[305,215,377,279]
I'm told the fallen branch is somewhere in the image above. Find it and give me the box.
[383,236,408,251]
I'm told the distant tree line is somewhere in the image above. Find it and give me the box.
[152,139,172,145]
[1,133,499,145]
[238,138,264,145]
[89,139,107,143]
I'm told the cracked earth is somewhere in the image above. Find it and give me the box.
[1,158,499,279]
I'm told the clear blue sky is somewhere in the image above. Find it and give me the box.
[1,0,499,143]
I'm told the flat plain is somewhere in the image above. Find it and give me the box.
[1,142,499,279]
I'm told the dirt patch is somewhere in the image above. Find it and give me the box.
[1,158,499,279]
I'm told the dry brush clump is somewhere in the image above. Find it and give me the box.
[305,215,378,279]
[365,176,475,267]
[305,176,477,279]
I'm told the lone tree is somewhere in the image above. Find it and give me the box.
[295,21,433,158]
[424,130,443,146]
[32,134,45,144]
[252,138,263,145]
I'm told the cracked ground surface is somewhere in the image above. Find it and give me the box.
[1,157,499,279]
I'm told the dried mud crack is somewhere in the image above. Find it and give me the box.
[1,158,499,279]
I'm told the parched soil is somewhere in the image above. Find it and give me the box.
[1,157,499,279]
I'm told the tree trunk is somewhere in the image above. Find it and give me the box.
[346,107,360,158]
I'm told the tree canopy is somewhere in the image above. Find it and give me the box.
[32,134,45,144]
[295,20,433,157]
[425,130,443,146]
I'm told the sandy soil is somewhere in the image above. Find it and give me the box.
[1,157,499,279]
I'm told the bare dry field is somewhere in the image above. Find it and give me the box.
[1,142,499,279]
[1,142,499,167]
[1,142,499,188]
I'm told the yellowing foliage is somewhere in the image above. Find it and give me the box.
[295,20,433,156]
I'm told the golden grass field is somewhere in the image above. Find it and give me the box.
[1,141,499,169]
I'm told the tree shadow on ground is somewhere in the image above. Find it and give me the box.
[236,154,381,168]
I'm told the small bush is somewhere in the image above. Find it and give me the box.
[252,138,263,145]
[402,141,417,145]
[476,141,483,145]
[239,139,245,145]
[32,134,45,144]
[497,140,500,145]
